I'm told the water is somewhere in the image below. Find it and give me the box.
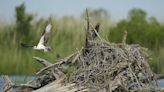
[0,75,34,92]
[0,76,164,91]
[157,79,164,87]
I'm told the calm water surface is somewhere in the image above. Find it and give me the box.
[0,75,164,91]
[0,75,34,92]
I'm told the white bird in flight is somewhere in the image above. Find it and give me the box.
[21,20,52,52]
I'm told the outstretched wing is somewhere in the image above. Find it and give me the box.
[37,23,52,46]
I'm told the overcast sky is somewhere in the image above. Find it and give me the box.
[0,0,164,22]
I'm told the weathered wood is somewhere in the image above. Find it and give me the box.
[2,75,13,92]
[33,77,88,92]
[32,77,65,92]
[33,57,52,67]
[90,23,102,41]
[36,52,78,75]
[122,30,127,44]
[85,10,101,45]
[85,8,90,49]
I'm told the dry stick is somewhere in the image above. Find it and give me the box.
[72,48,83,64]
[86,9,90,32]
[51,68,65,80]
[36,52,78,75]
[14,84,37,89]
[85,9,109,49]
[2,75,14,92]
[55,83,76,91]
[85,9,90,48]
[36,60,64,75]
[90,23,110,45]
[72,53,80,64]
[33,57,52,67]
[67,87,87,92]
[90,23,103,42]
[63,52,78,61]
[85,9,107,47]
[128,63,142,89]
[79,88,88,92]
[122,30,127,44]
[33,57,65,79]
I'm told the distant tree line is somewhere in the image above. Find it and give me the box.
[109,8,164,50]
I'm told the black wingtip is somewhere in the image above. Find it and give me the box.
[20,43,26,47]
[20,43,34,47]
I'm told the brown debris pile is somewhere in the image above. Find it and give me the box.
[68,40,156,92]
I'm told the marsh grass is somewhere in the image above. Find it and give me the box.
[0,19,88,75]
[0,13,164,75]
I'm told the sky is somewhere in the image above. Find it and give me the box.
[0,0,164,23]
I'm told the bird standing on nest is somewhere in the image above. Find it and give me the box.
[91,23,100,39]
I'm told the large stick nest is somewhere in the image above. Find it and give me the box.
[64,39,156,92]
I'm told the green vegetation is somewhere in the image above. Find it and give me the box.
[0,4,164,75]
[109,8,164,73]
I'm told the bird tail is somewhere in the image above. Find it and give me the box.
[21,43,34,48]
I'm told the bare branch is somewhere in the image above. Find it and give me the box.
[122,30,127,44]
[33,57,52,67]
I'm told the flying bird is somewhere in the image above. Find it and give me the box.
[21,21,52,52]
